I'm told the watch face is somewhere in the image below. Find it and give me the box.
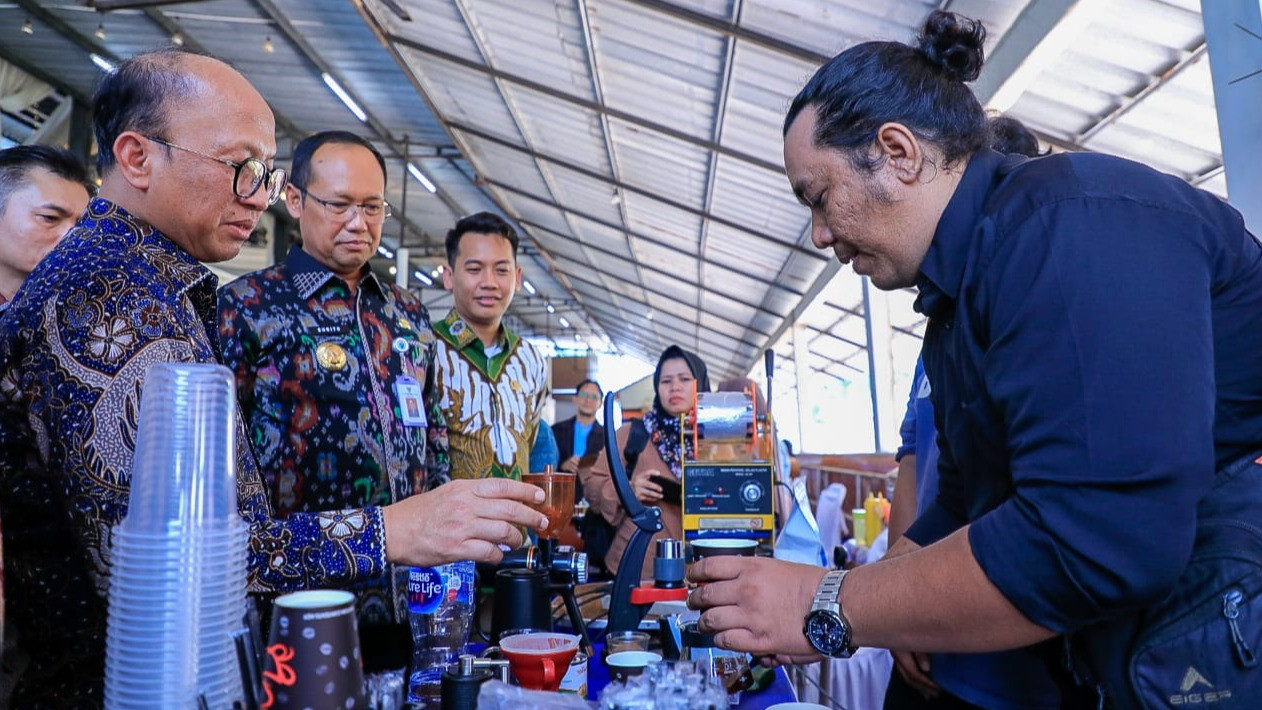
[806,612,846,653]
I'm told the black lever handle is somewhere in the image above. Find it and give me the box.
[602,393,664,634]
[764,349,774,413]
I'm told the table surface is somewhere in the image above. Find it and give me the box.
[477,638,797,708]
[586,644,797,708]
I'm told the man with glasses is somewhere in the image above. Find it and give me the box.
[554,378,604,475]
[219,130,447,674]
[0,50,546,705]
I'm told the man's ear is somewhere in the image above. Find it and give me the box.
[113,132,153,190]
[874,122,924,185]
[441,264,454,291]
[284,184,304,220]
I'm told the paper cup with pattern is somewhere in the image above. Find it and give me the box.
[262,590,364,710]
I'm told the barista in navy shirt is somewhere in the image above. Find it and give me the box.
[687,9,1262,701]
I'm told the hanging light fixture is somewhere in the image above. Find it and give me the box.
[171,32,184,46]
[95,23,106,40]
[263,36,275,54]
[21,18,34,35]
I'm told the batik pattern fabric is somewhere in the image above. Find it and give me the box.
[641,408,693,478]
[218,245,449,624]
[0,199,388,706]
[432,309,548,482]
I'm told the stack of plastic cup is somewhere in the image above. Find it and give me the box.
[104,364,248,709]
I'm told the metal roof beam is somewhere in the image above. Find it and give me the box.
[567,296,674,349]
[251,0,467,225]
[140,6,303,147]
[693,0,744,354]
[578,297,751,366]
[1193,163,1224,186]
[555,259,778,340]
[522,216,805,302]
[350,0,612,340]
[815,300,925,340]
[94,0,203,8]
[495,184,810,300]
[448,0,646,338]
[560,273,702,340]
[1076,42,1208,145]
[618,0,830,66]
[566,309,667,357]
[448,121,812,259]
[386,33,785,176]
[0,44,91,105]
[521,217,801,318]
[14,0,125,68]
[971,0,1080,106]
[550,253,782,332]
[740,242,840,375]
[574,0,653,339]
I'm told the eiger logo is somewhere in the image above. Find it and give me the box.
[1181,667,1213,693]
[1169,666,1232,704]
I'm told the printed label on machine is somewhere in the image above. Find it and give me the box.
[682,463,775,538]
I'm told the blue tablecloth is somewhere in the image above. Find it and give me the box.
[584,642,796,708]
[471,640,796,707]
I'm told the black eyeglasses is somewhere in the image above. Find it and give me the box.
[146,136,287,205]
[300,190,392,225]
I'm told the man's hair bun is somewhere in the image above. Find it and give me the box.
[917,10,987,83]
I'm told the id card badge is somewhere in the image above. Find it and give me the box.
[394,376,427,427]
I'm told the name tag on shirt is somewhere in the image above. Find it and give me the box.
[394,376,427,427]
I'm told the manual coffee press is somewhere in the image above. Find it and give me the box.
[600,394,689,636]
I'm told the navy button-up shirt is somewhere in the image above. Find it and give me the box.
[907,150,1262,633]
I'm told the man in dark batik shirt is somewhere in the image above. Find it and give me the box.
[0,50,546,707]
[219,131,449,669]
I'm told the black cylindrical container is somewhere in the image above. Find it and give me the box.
[441,655,493,710]
[491,567,552,642]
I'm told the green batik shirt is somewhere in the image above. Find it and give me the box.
[432,309,548,481]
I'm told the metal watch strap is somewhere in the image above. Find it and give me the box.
[811,569,848,613]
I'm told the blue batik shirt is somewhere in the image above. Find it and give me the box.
[0,199,389,706]
[219,245,449,626]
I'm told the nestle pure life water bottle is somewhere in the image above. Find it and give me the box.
[406,560,474,706]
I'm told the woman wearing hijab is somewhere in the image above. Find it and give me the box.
[581,345,710,577]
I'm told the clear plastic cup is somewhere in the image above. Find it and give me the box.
[124,363,238,532]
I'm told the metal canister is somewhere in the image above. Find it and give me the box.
[558,650,588,698]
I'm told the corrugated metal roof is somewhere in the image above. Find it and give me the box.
[1,0,1243,381]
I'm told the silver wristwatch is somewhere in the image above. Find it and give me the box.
[803,569,856,658]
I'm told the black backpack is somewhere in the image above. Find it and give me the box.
[1072,451,1262,708]
[580,419,649,576]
